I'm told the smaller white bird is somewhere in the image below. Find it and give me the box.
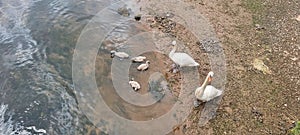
[129,78,141,91]
[137,60,150,71]
[131,56,147,63]
[194,71,223,107]
[110,50,129,59]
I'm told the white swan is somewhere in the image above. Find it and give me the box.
[195,71,223,103]
[137,60,150,71]
[129,78,141,91]
[131,56,146,63]
[169,41,199,67]
[110,50,129,59]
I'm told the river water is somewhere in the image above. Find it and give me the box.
[0,0,114,134]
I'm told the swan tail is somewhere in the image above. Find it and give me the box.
[188,62,199,66]
[216,90,223,97]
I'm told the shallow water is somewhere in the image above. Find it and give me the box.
[0,0,226,134]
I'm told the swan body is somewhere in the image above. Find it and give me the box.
[129,78,141,91]
[168,41,199,67]
[131,56,146,62]
[110,50,129,59]
[137,60,150,71]
[195,71,223,102]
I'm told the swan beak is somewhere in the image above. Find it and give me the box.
[208,76,212,82]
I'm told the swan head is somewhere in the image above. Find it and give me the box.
[171,40,176,46]
[208,71,214,77]
[110,50,116,58]
[208,71,214,82]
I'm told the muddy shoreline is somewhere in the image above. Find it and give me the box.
[87,0,300,134]
[135,0,299,134]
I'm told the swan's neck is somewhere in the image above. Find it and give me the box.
[169,45,177,56]
[196,74,211,97]
[202,74,211,88]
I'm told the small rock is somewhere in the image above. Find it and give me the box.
[283,50,290,56]
[117,6,131,17]
[224,107,233,115]
[284,104,287,107]
[255,24,265,30]
[193,100,201,108]
[252,58,272,74]
[171,63,179,73]
[171,63,177,68]
[172,68,178,74]
[199,1,205,5]
[134,14,141,21]
[296,15,300,22]
[291,57,298,61]
[148,72,169,101]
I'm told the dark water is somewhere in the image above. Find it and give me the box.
[0,0,112,134]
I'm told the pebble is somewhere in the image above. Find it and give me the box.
[296,15,300,21]
[252,58,272,74]
[291,57,298,61]
[134,14,141,21]
[194,100,200,108]
[224,107,233,115]
[255,24,265,30]
[172,69,178,73]
[284,104,287,107]
[117,7,131,17]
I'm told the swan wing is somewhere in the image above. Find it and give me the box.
[202,85,223,101]
[137,64,148,70]
[129,81,140,89]
[117,52,129,58]
[132,56,146,62]
[170,53,198,66]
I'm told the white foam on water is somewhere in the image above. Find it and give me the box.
[0,104,40,135]
[26,126,47,134]
[33,71,80,134]
[0,104,15,134]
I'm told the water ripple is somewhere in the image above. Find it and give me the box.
[0,0,40,68]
